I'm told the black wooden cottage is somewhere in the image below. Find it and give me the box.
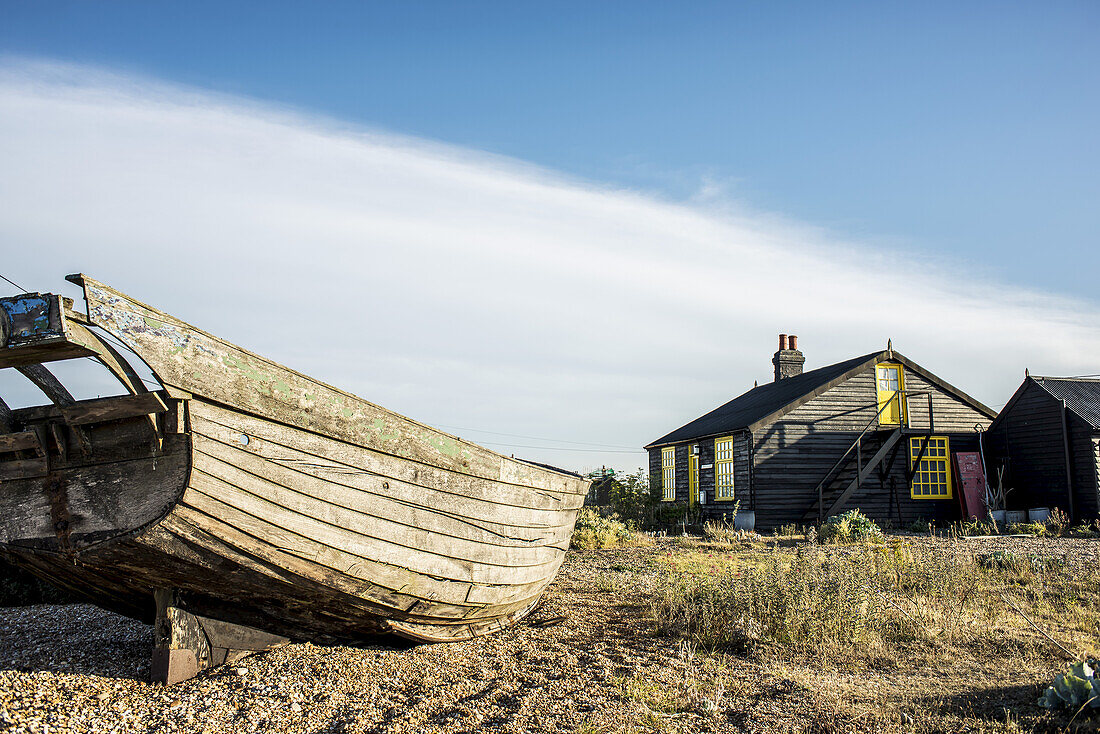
[982,376,1100,522]
[644,335,996,530]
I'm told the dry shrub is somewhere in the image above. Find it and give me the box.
[571,508,637,550]
[776,523,803,538]
[1046,507,1070,536]
[817,509,885,545]
[702,520,741,544]
[651,541,985,656]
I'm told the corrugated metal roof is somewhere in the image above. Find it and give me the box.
[646,352,880,447]
[1033,377,1100,430]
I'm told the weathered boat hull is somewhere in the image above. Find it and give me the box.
[0,276,588,679]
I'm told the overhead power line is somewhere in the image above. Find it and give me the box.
[0,271,28,293]
[435,423,639,450]
[478,441,644,454]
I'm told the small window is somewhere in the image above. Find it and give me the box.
[661,447,675,501]
[910,436,952,499]
[714,436,735,501]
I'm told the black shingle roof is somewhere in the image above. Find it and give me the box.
[1033,377,1100,430]
[646,352,881,447]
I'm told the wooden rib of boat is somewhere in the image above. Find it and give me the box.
[0,275,589,683]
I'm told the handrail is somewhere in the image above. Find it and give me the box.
[813,389,932,523]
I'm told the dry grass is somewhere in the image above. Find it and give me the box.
[648,536,1100,730]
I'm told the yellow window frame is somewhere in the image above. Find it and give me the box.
[661,447,675,501]
[909,436,952,499]
[688,447,699,504]
[714,436,735,501]
[876,363,906,426]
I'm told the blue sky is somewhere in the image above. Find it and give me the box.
[3,1,1098,298]
[1,3,1098,470]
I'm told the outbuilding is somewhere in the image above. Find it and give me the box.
[644,336,996,530]
[982,376,1100,522]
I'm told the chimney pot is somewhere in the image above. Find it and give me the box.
[772,332,806,381]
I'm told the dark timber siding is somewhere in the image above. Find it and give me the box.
[750,365,992,530]
[985,382,1100,520]
[647,433,749,518]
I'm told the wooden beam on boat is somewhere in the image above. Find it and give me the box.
[0,396,13,434]
[16,363,76,406]
[0,458,49,481]
[13,391,168,426]
[0,430,42,454]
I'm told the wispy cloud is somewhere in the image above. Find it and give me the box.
[1,58,1097,470]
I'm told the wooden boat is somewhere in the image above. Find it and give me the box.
[0,275,588,683]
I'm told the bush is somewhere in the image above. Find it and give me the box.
[702,520,743,544]
[776,523,802,538]
[1046,507,1070,536]
[817,510,884,545]
[956,518,998,537]
[571,508,636,550]
[703,501,741,543]
[1007,521,1047,536]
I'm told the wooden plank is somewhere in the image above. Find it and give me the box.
[190,403,582,514]
[163,502,553,619]
[190,449,565,566]
[0,339,97,368]
[0,430,41,453]
[13,391,168,426]
[191,410,576,532]
[0,396,14,433]
[182,473,560,585]
[0,446,189,549]
[0,458,49,481]
[16,363,75,405]
[191,436,572,548]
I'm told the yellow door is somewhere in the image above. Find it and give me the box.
[876,363,905,425]
[688,448,699,504]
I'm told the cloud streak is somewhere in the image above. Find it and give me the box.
[1,58,1097,470]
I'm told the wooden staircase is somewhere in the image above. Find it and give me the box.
[800,428,902,523]
[801,390,937,524]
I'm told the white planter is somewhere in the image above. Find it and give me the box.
[733,510,755,532]
[1029,507,1051,523]
[989,509,1007,524]
[1005,510,1027,525]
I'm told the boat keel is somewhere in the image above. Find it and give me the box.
[151,589,289,684]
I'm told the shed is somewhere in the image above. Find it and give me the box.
[983,376,1100,521]
[644,335,997,530]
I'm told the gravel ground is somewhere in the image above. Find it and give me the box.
[2,534,1098,734]
[0,545,762,734]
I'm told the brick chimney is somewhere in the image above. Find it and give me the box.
[772,333,805,381]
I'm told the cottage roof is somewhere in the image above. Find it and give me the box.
[645,349,995,448]
[1031,377,1100,430]
[645,352,879,447]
